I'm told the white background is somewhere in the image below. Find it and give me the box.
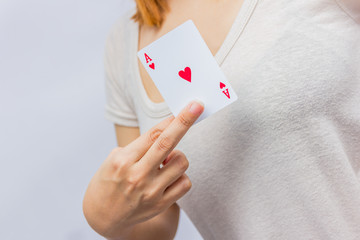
[0,0,203,239]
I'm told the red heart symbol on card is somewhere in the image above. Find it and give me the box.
[149,63,155,70]
[220,82,226,89]
[178,67,191,82]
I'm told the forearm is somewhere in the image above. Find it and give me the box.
[107,203,180,240]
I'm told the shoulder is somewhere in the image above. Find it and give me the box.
[105,7,137,51]
[104,7,137,73]
[104,7,137,90]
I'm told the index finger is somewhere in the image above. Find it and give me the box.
[139,100,204,170]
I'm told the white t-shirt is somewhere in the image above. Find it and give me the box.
[104,0,360,239]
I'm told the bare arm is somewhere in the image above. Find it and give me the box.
[112,125,180,240]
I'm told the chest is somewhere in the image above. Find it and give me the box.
[132,0,358,135]
[137,0,244,103]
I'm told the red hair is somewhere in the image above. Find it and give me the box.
[131,0,169,27]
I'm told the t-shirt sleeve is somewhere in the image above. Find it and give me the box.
[103,20,139,127]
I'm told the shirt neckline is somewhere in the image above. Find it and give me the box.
[131,0,258,118]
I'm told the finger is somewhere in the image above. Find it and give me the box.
[156,150,189,192]
[157,150,173,170]
[140,100,204,170]
[162,173,192,204]
[123,115,175,163]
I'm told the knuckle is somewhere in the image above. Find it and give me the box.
[174,150,186,159]
[108,148,130,172]
[110,147,123,156]
[126,173,145,190]
[110,159,127,172]
[182,176,192,191]
[178,113,192,127]
[175,155,189,172]
[157,135,174,152]
[148,128,162,144]
[142,187,160,203]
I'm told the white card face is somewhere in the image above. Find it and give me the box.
[137,20,238,124]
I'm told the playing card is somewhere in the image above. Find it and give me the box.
[137,20,238,124]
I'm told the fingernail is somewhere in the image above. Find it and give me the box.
[188,100,204,115]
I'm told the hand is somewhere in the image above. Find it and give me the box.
[83,100,204,239]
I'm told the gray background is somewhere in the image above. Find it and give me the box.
[0,0,203,239]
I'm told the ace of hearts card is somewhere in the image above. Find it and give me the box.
[137,20,238,124]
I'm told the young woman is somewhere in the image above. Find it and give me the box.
[83,0,360,239]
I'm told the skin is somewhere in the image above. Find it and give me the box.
[138,0,244,103]
[83,101,204,239]
[83,0,244,239]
